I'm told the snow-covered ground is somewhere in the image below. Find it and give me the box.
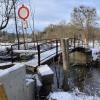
[91,47,100,60]
[48,92,100,100]
[0,41,100,61]
[88,41,100,60]
[0,43,12,51]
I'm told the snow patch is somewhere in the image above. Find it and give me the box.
[48,92,100,100]
[38,65,54,76]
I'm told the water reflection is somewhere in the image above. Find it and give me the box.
[69,65,100,96]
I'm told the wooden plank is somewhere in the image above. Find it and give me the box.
[0,83,8,100]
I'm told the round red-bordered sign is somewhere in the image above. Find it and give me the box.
[18,5,30,20]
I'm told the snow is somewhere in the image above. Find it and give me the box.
[0,63,25,77]
[38,65,54,76]
[91,47,100,60]
[48,92,100,100]
[13,49,43,54]
[0,45,11,51]
[26,79,34,86]
[88,41,100,60]
[0,69,3,73]
[26,74,42,87]
[25,47,61,67]
[34,74,42,87]
[0,62,12,67]
[0,43,12,51]
[13,50,38,54]
[0,43,12,45]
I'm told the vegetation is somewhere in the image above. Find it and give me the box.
[0,5,100,43]
[71,5,97,44]
[40,6,99,43]
[0,0,14,30]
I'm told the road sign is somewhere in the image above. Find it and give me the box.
[22,20,28,29]
[18,5,30,20]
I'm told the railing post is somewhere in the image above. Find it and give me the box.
[56,40,58,58]
[37,45,40,66]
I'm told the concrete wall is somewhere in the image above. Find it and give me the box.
[0,64,26,100]
[70,52,87,64]
[26,79,35,100]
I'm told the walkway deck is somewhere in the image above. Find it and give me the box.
[24,47,61,67]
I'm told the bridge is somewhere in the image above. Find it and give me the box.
[0,38,89,69]
[10,39,61,68]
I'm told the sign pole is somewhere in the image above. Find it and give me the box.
[18,4,30,50]
[13,0,20,50]
[21,21,26,50]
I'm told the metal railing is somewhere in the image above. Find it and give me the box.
[10,39,61,65]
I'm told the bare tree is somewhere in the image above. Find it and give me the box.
[0,0,14,30]
[71,5,97,45]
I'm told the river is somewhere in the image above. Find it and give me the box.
[50,63,100,97]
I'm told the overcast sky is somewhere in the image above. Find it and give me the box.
[6,0,100,33]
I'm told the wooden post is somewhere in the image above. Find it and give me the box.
[61,38,70,91]
[0,83,8,100]
[61,38,69,71]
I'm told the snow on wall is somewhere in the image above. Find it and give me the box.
[38,65,54,76]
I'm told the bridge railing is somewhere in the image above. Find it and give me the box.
[67,38,88,49]
[37,39,60,66]
[10,39,60,64]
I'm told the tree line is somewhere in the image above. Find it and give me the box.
[40,5,99,45]
[0,1,100,44]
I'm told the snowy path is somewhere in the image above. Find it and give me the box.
[24,47,61,67]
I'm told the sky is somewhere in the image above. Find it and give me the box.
[6,0,100,33]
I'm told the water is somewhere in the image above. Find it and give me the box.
[83,67,100,96]
[50,63,100,97]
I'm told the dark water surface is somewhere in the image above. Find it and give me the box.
[50,63,100,97]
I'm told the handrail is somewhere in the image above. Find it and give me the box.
[10,39,60,65]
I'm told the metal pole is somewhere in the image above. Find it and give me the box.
[12,0,20,50]
[25,28,28,49]
[21,22,26,50]
[37,45,40,66]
